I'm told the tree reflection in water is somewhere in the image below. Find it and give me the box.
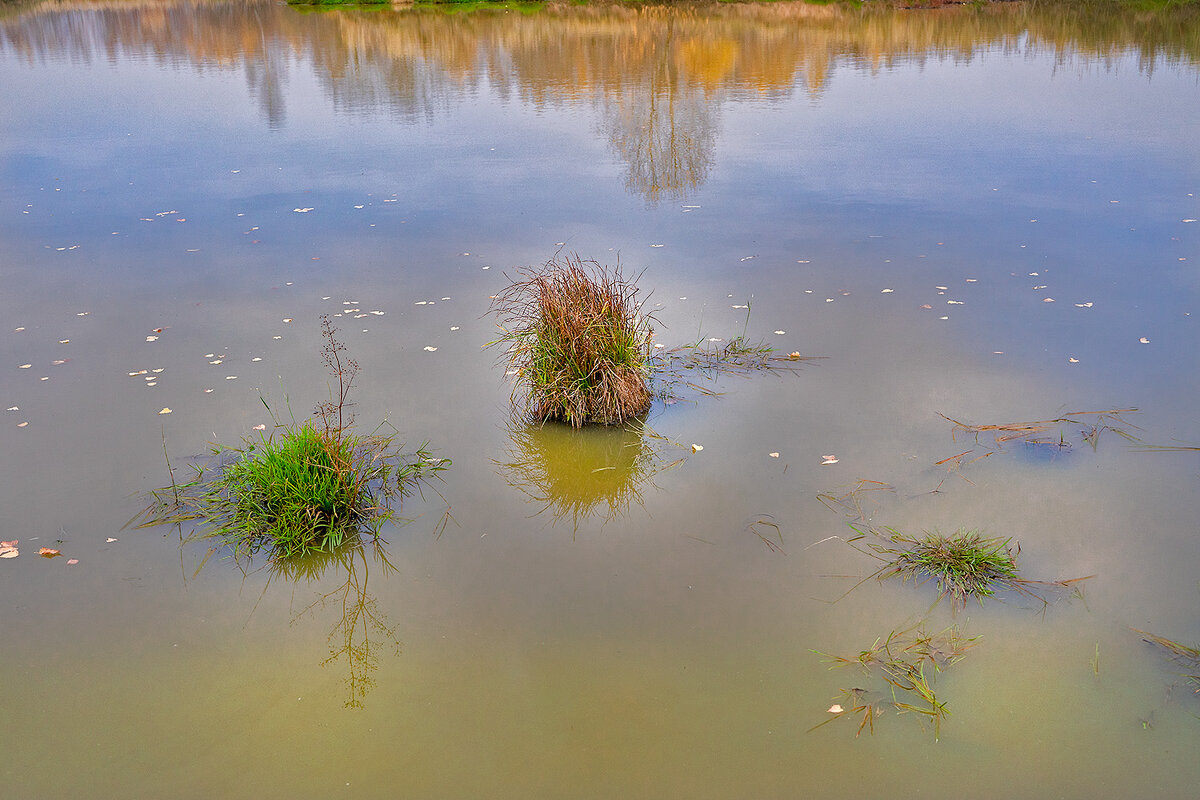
[5,1,1194,203]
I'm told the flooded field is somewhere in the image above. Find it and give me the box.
[2,0,1199,796]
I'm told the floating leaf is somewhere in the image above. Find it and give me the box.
[38,547,61,558]
[158,407,172,414]
[821,455,839,465]
[691,444,704,453]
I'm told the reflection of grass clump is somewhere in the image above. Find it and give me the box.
[498,421,671,528]
[490,254,655,428]
[135,316,448,561]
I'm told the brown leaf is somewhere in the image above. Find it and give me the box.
[38,547,61,558]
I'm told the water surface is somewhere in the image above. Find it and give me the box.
[2,1,1199,797]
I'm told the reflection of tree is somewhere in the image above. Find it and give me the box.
[4,0,1197,195]
[597,15,718,205]
[498,421,674,532]
[272,538,401,710]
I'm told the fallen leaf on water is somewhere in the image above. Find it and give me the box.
[828,705,844,714]
[788,352,801,360]
[17,422,28,427]
[159,407,172,414]
[821,455,839,465]
[691,444,704,453]
[769,452,780,458]
[18,364,31,369]
[146,335,159,342]
[252,424,266,431]
[0,541,18,558]
[67,559,78,565]
[38,547,61,558]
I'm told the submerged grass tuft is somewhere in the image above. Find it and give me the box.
[133,316,449,561]
[811,624,978,741]
[489,254,655,428]
[1134,629,1200,697]
[885,529,1020,608]
[845,525,1090,610]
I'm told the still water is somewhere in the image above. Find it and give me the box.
[2,0,1199,796]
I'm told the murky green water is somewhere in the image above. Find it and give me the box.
[2,0,1199,796]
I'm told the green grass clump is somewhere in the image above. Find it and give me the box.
[134,316,448,562]
[217,422,389,559]
[885,529,1020,608]
[490,254,655,428]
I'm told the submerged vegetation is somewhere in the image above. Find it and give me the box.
[489,254,656,428]
[133,317,449,562]
[843,525,1090,610]
[875,528,1021,608]
[1135,629,1200,699]
[940,408,1139,452]
[811,624,978,741]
